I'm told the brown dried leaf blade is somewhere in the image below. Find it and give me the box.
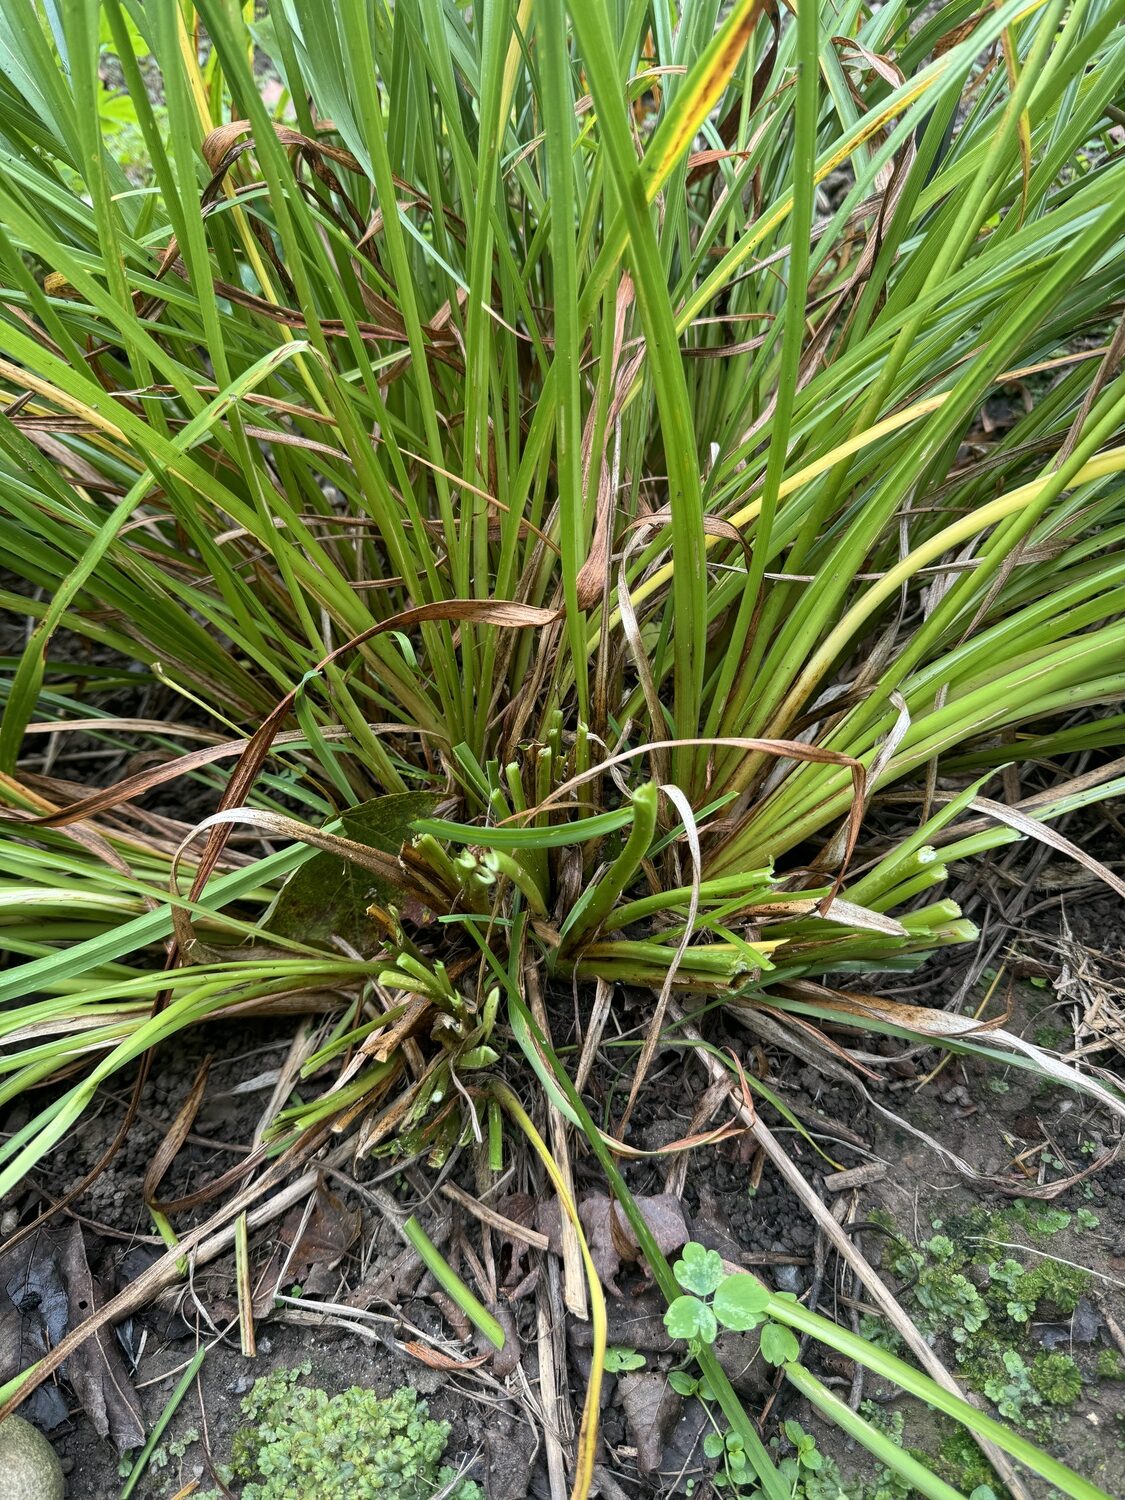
[58,1224,145,1453]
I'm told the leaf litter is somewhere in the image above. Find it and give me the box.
[0,1223,144,1452]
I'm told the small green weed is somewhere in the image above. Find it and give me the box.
[1032,1353,1083,1408]
[878,1207,1100,1441]
[981,1350,1039,1424]
[972,1349,1082,1427]
[938,1425,1004,1497]
[890,1208,1092,1337]
[909,1260,989,1345]
[663,1242,799,1365]
[144,1426,199,1476]
[204,1366,482,1500]
[1017,1260,1090,1317]
[721,1409,933,1500]
[603,1347,646,1372]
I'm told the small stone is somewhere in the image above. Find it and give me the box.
[774,1264,803,1293]
[0,1416,64,1500]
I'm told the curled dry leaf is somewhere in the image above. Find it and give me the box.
[401,1340,490,1372]
[485,1302,522,1379]
[492,1192,540,1294]
[281,1179,361,1283]
[256,1178,362,1311]
[1,1226,145,1448]
[780,978,1125,1142]
[0,1233,71,1431]
[537,1193,688,1296]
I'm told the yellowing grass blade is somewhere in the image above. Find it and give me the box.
[1000,17,1032,224]
[642,0,765,200]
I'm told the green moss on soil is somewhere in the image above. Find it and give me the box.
[199,1365,482,1500]
[839,1199,1117,1496]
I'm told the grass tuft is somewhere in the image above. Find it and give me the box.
[1,0,1124,1493]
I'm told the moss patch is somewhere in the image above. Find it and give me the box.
[200,1365,482,1500]
[841,1199,1117,1495]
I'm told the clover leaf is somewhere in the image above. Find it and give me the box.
[784,1421,822,1470]
[759,1321,800,1366]
[663,1294,718,1344]
[672,1241,725,1297]
[603,1348,646,1373]
[712,1273,770,1331]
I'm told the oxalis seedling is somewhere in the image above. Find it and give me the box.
[603,1347,647,1373]
[662,1243,801,1490]
[700,1419,827,1498]
[663,1242,800,1362]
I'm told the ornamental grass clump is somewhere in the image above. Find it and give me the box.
[0,0,1123,1495]
[2,0,1123,1172]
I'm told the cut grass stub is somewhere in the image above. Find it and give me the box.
[1,0,1124,1494]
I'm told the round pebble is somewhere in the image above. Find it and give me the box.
[0,1416,64,1500]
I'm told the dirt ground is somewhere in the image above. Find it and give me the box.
[3,921,1122,1498]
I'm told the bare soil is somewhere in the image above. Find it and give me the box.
[4,933,1122,1499]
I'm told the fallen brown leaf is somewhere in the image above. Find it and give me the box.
[400,1340,490,1371]
[58,1225,144,1453]
[618,1372,682,1474]
[538,1193,689,1295]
